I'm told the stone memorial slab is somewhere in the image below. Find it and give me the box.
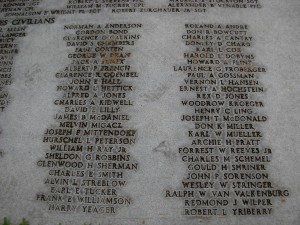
[0,0,299,225]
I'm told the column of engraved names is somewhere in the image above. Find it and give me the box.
[37,23,141,214]
[0,1,55,159]
[167,24,289,216]
[0,21,20,113]
[0,18,55,113]
[0,0,55,113]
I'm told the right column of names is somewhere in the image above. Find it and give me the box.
[170,24,289,217]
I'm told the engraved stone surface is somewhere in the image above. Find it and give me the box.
[0,1,299,225]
